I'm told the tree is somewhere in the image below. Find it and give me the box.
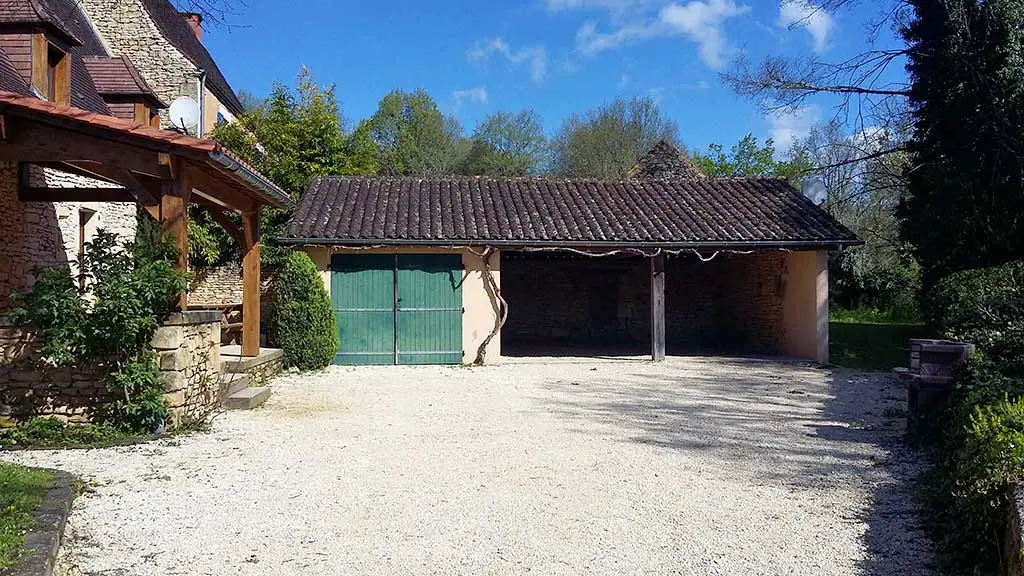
[898,0,1024,288]
[550,97,679,178]
[269,252,338,370]
[360,89,466,176]
[461,110,548,176]
[691,134,810,181]
[203,68,377,265]
[723,1,911,160]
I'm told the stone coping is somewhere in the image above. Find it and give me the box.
[1,310,222,328]
[161,310,222,326]
[7,470,76,576]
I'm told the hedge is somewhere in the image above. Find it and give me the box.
[924,261,1024,573]
[268,252,338,370]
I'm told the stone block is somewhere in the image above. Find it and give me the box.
[164,390,185,409]
[152,326,184,350]
[160,370,185,392]
[158,348,188,371]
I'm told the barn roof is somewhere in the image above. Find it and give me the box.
[283,176,860,250]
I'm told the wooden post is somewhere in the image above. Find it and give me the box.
[160,162,190,310]
[241,207,261,358]
[651,253,666,362]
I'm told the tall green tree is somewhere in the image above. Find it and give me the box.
[360,89,466,176]
[898,0,1024,287]
[200,67,377,265]
[691,134,809,181]
[461,110,547,176]
[550,96,679,178]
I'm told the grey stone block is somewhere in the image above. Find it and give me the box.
[151,326,184,350]
[158,348,188,371]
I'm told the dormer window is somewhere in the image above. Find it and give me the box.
[31,34,69,105]
[46,44,63,101]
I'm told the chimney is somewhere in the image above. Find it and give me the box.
[180,12,202,42]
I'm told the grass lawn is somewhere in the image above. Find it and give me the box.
[830,320,931,371]
[0,462,54,569]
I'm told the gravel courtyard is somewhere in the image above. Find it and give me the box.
[3,357,934,576]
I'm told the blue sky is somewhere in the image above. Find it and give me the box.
[199,0,905,155]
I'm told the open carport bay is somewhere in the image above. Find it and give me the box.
[501,251,807,358]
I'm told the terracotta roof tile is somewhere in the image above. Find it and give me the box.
[0,90,288,206]
[82,55,166,106]
[284,176,861,249]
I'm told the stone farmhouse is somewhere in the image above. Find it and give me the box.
[0,0,286,421]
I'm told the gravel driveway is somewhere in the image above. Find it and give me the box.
[3,357,934,575]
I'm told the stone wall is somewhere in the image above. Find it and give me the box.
[152,311,221,424]
[0,312,222,425]
[0,163,138,312]
[0,320,109,423]
[79,0,206,131]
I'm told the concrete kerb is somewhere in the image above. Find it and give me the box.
[6,470,77,576]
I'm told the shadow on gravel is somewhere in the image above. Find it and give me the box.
[534,357,936,576]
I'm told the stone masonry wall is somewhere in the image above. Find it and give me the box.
[0,322,109,423]
[78,0,202,129]
[0,313,221,425]
[152,312,222,424]
[0,163,139,312]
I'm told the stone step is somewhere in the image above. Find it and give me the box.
[219,372,250,400]
[224,387,271,410]
[220,347,284,374]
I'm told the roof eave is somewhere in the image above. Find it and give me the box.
[277,237,864,250]
[208,149,292,209]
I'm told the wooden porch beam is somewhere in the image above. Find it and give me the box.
[241,207,261,358]
[186,164,257,213]
[18,186,136,202]
[0,117,174,179]
[201,204,243,247]
[651,253,666,362]
[161,159,191,310]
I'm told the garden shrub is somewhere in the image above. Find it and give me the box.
[268,251,338,370]
[0,417,129,449]
[8,229,187,434]
[922,261,1024,573]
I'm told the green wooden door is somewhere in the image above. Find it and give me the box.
[330,254,463,365]
[331,254,396,365]
[396,254,463,365]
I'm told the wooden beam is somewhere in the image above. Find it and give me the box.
[241,207,261,357]
[32,161,121,185]
[31,33,46,96]
[186,164,257,213]
[0,117,174,178]
[161,159,191,310]
[651,254,666,362]
[203,205,243,246]
[54,49,70,105]
[19,187,135,202]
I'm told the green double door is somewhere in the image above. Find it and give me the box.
[330,254,463,365]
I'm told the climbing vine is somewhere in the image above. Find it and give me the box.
[9,224,188,432]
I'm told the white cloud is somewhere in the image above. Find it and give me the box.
[574,0,750,69]
[452,87,488,108]
[768,105,820,153]
[661,0,751,68]
[778,0,834,53]
[467,38,548,82]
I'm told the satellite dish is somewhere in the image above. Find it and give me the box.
[169,96,200,134]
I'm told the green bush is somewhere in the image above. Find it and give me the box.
[268,252,338,370]
[922,261,1024,572]
[8,228,187,433]
[926,261,1024,348]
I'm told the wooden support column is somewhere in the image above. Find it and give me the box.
[241,207,261,358]
[160,161,190,310]
[650,253,666,362]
